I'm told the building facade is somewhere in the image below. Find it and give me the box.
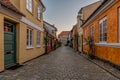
[44,21,57,53]
[82,0,120,66]
[58,31,69,45]
[77,1,101,52]
[0,0,45,71]
[71,24,78,51]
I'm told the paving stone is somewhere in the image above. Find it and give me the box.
[0,46,119,80]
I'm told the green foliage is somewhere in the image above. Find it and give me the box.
[57,41,62,47]
[84,36,95,59]
[44,37,49,45]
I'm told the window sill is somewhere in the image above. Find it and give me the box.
[36,45,41,48]
[99,42,107,44]
[37,18,41,22]
[27,46,34,49]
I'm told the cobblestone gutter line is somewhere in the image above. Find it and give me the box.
[78,52,120,80]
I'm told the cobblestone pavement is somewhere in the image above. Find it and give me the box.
[0,46,119,80]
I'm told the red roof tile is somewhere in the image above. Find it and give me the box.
[0,0,25,16]
[58,31,70,38]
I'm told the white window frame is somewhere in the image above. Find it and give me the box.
[27,28,33,48]
[99,17,107,43]
[37,6,41,20]
[36,31,41,47]
[26,0,33,13]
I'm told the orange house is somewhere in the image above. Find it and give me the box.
[82,0,120,66]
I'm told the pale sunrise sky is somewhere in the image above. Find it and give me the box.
[42,0,100,34]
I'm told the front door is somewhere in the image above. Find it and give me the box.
[4,20,16,68]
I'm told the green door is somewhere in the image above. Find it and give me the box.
[4,21,16,68]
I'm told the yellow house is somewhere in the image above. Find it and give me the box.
[0,0,45,72]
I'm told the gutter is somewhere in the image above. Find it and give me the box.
[40,0,46,12]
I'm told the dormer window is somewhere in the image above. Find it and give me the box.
[26,0,32,13]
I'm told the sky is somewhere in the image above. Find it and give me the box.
[42,0,99,34]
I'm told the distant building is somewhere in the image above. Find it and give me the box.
[58,31,70,45]
[71,24,78,51]
[44,21,57,53]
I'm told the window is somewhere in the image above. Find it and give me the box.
[37,31,41,47]
[90,26,94,39]
[42,33,45,46]
[26,0,32,13]
[42,36,45,46]
[4,23,13,32]
[99,17,107,42]
[27,28,33,48]
[37,6,41,20]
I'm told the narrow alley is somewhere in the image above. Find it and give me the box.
[0,46,118,80]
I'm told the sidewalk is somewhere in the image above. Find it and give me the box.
[79,52,120,79]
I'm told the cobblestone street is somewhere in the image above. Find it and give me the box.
[0,46,119,80]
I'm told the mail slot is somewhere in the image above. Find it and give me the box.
[5,51,13,54]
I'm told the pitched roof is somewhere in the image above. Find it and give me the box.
[39,0,46,12]
[58,31,70,38]
[81,0,118,27]
[0,0,25,16]
[43,21,57,37]
[44,21,57,31]
[78,1,101,21]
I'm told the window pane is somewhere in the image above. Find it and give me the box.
[27,29,29,46]
[30,30,32,46]
[26,0,29,10]
[37,31,40,45]
[99,18,107,42]
[37,7,41,20]
[26,0,32,12]
[99,23,102,41]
